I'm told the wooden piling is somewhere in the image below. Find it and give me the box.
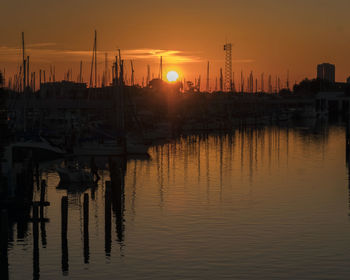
[61,196,68,274]
[109,158,125,243]
[40,179,46,203]
[33,203,40,280]
[40,180,47,248]
[83,193,89,263]
[105,181,111,257]
[115,171,124,242]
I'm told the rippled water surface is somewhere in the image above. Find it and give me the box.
[6,125,350,279]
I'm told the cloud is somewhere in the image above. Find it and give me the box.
[27,42,57,48]
[122,49,203,64]
[0,45,203,65]
[0,46,23,62]
[208,58,255,65]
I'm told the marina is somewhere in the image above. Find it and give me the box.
[1,124,350,279]
[2,1,350,277]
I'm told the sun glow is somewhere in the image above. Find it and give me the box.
[167,71,179,82]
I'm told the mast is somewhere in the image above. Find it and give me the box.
[79,61,83,83]
[146,64,150,87]
[114,55,118,86]
[118,49,123,85]
[119,59,125,130]
[131,60,134,86]
[95,30,97,87]
[160,56,163,81]
[22,32,26,92]
[104,53,108,86]
[89,30,97,87]
[219,68,223,92]
[206,61,210,92]
[26,56,30,89]
[89,36,95,87]
[197,75,201,92]
[232,72,235,92]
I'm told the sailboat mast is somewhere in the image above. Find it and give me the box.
[160,56,163,81]
[95,30,97,87]
[22,32,26,92]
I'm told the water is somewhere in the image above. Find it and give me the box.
[4,124,350,279]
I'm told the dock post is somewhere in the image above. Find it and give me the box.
[40,179,47,247]
[105,181,111,257]
[109,158,126,243]
[40,179,46,203]
[61,196,68,275]
[33,203,40,280]
[83,193,89,263]
[115,167,124,242]
[1,210,9,280]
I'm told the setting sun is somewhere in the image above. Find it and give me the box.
[167,71,179,82]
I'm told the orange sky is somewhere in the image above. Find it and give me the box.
[1,0,350,89]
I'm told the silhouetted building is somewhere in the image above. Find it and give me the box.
[347,76,350,84]
[317,63,335,83]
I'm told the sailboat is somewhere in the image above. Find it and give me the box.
[5,134,66,162]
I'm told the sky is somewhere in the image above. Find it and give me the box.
[1,0,350,89]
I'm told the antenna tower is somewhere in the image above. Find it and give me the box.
[224,43,232,92]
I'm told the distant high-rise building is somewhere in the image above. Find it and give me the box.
[317,63,335,83]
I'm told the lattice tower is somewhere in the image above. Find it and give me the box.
[224,43,232,92]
